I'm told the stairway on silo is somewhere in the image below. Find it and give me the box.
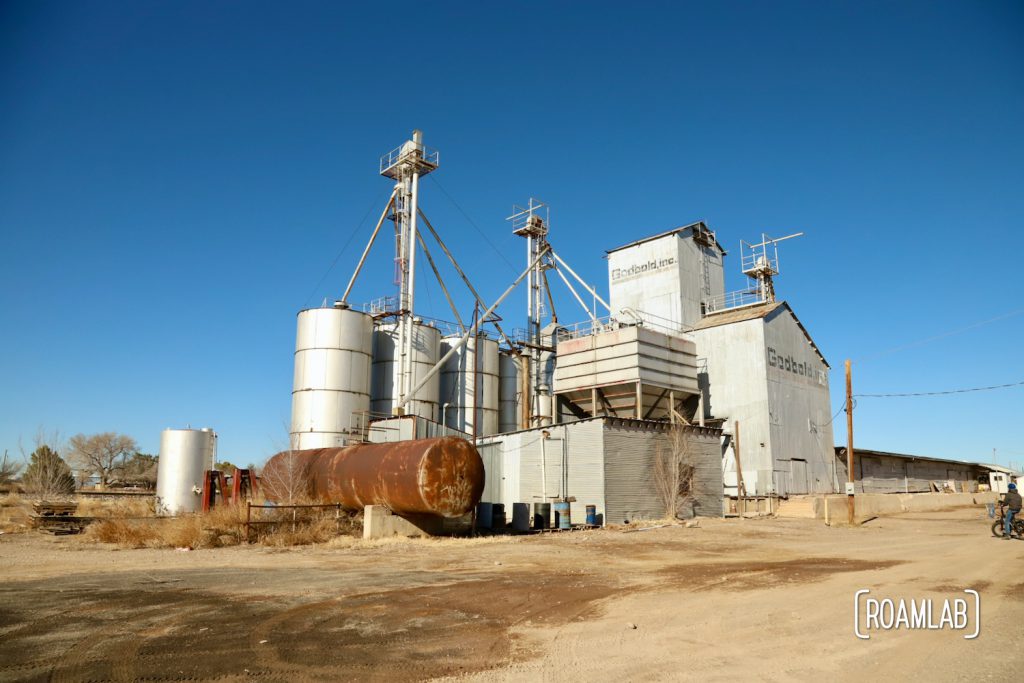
[774,496,818,519]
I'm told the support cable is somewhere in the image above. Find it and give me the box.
[415,231,466,333]
[418,208,517,351]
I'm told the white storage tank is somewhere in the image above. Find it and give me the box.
[371,319,442,421]
[499,351,521,433]
[290,304,373,449]
[156,428,216,516]
[441,334,500,437]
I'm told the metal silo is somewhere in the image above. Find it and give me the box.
[371,319,442,421]
[290,304,374,449]
[499,351,521,433]
[155,428,216,516]
[441,334,500,437]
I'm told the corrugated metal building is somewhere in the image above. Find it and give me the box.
[475,417,723,523]
[691,301,836,496]
[834,447,990,493]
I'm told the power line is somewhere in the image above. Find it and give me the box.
[855,379,1024,398]
[855,307,1024,363]
[427,175,518,275]
[303,188,390,308]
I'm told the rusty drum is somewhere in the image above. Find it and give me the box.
[263,437,484,517]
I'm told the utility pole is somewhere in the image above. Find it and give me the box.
[734,420,747,516]
[846,360,855,526]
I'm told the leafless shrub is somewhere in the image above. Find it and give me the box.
[0,450,22,487]
[261,446,313,504]
[654,416,696,520]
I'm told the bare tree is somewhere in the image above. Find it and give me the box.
[68,432,138,488]
[261,440,312,504]
[654,416,697,520]
[0,450,23,487]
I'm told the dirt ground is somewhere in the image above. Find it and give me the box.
[0,507,1020,682]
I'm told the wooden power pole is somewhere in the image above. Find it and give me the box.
[845,360,855,526]
[734,420,747,516]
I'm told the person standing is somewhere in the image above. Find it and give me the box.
[1001,482,1022,540]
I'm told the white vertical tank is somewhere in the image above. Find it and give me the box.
[440,335,500,437]
[290,304,373,450]
[156,428,216,516]
[371,320,441,421]
[499,351,521,433]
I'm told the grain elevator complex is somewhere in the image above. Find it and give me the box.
[288,130,837,525]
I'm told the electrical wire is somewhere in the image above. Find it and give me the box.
[855,379,1024,398]
[427,175,518,275]
[855,307,1024,363]
[302,187,390,308]
[811,399,852,430]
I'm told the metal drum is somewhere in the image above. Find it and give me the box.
[371,320,442,421]
[554,501,571,530]
[585,504,597,526]
[440,334,500,437]
[492,503,506,529]
[290,305,373,449]
[476,502,494,529]
[511,502,530,532]
[155,428,217,516]
[533,502,551,530]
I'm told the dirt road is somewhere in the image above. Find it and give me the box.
[0,507,1020,681]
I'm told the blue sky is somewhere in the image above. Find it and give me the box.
[2,1,1022,468]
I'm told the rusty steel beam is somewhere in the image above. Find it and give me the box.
[264,437,484,518]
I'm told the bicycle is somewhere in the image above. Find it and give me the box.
[991,503,1024,539]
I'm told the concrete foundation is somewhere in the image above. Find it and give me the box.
[362,505,473,539]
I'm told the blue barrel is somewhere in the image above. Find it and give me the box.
[585,505,597,526]
[533,503,551,530]
[554,501,571,530]
[476,502,493,529]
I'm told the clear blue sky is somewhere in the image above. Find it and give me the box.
[2,1,1022,468]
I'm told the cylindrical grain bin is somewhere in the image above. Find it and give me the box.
[498,351,520,433]
[371,319,442,421]
[440,334,499,436]
[290,304,373,450]
[155,428,217,516]
[263,437,484,517]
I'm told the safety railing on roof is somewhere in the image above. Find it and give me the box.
[556,308,691,341]
[702,289,765,314]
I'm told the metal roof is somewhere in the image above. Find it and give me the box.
[836,447,1018,474]
[606,221,727,256]
[694,301,829,368]
[693,301,785,329]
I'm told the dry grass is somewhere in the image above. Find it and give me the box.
[251,507,362,547]
[0,493,32,533]
[76,496,153,518]
[83,505,248,549]
[82,504,361,549]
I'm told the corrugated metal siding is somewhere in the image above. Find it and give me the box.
[476,422,606,519]
[687,431,725,517]
[604,423,723,522]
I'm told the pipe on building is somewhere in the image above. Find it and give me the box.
[263,437,484,517]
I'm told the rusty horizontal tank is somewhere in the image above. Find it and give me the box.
[263,437,484,517]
